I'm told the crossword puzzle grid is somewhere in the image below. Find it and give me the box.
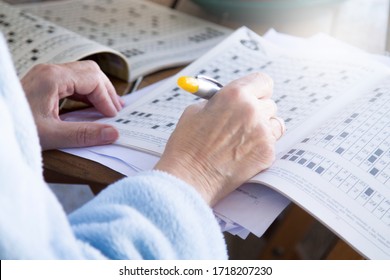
[21,0,227,69]
[22,0,225,46]
[181,45,377,132]
[111,36,378,137]
[0,4,61,76]
[0,3,99,77]
[114,86,202,133]
[279,84,390,226]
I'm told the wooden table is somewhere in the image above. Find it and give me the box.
[44,0,389,259]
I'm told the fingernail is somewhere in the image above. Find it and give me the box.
[118,99,125,112]
[115,100,122,111]
[119,97,125,107]
[107,103,118,116]
[101,127,118,142]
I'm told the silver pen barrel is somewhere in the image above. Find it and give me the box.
[195,76,223,99]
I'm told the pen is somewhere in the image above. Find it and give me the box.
[177,75,223,99]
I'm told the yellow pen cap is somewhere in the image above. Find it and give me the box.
[177,76,199,93]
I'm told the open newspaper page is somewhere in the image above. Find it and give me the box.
[19,0,232,82]
[255,78,390,259]
[98,27,390,259]
[98,27,389,155]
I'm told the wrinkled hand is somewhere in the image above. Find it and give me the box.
[154,73,285,206]
[21,61,123,150]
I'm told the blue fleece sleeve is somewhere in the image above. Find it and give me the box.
[69,171,228,259]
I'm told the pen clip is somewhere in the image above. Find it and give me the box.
[195,75,224,88]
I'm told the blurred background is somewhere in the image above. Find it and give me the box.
[190,0,345,20]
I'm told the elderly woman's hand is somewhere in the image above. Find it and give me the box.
[21,61,123,150]
[154,73,285,206]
